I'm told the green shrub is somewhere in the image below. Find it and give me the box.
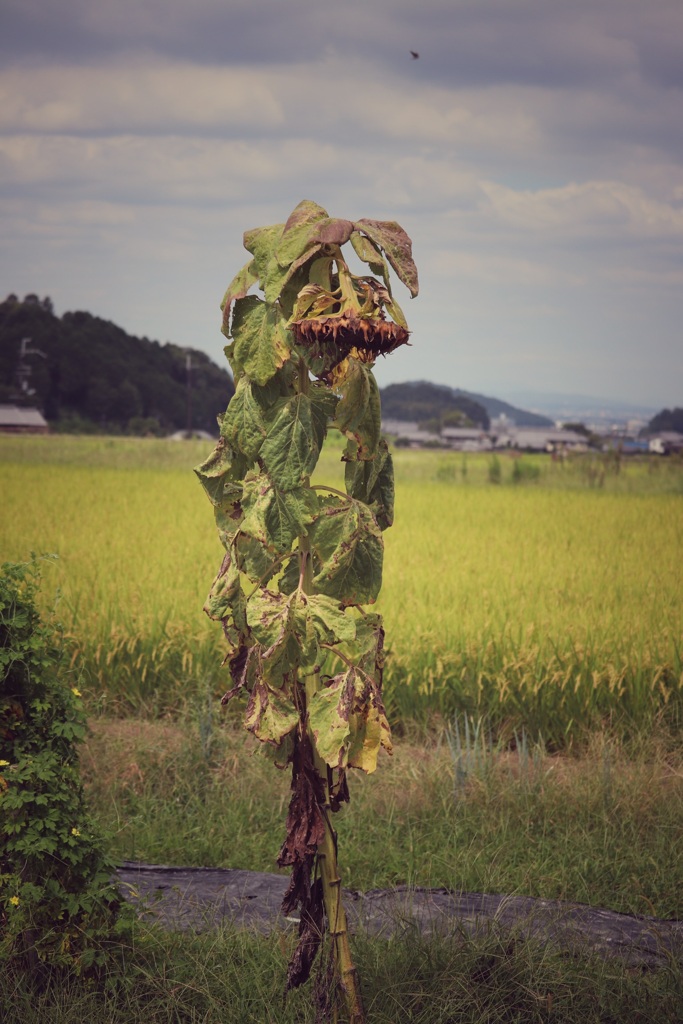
[0,557,125,973]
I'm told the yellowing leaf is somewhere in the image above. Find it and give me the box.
[310,498,384,605]
[246,681,299,745]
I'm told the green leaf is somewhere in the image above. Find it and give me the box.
[334,360,381,458]
[246,589,312,680]
[228,297,292,386]
[354,219,419,297]
[220,259,259,336]
[194,439,245,505]
[240,472,317,553]
[310,497,384,605]
[305,594,356,645]
[243,222,288,303]
[247,590,296,653]
[221,376,269,461]
[260,393,323,490]
[349,231,392,290]
[245,681,299,745]
[344,438,394,529]
[234,533,279,584]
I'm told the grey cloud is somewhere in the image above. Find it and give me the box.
[3,0,682,95]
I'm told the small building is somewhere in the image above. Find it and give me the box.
[649,432,683,455]
[501,427,587,453]
[0,405,49,434]
[440,427,492,451]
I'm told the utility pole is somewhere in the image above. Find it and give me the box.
[15,338,46,402]
[185,352,193,437]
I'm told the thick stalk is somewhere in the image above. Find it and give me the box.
[299,530,365,1024]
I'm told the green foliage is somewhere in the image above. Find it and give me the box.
[511,457,540,483]
[0,294,234,434]
[488,454,502,484]
[197,200,417,1020]
[0,557,125,972]
[381,381,491,430]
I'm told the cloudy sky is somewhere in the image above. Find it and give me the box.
[2,0,682,410]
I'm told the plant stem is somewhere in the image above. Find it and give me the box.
[299,526,365,1024]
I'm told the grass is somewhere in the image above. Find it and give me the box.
[81,716,683,920]
[3,922,683,1023]
[2,434,683,1021]
[1,435,681,741]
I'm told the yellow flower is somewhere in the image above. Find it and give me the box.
[71,828,81,836]
[0,760,9,767]
[71,687,82,698]
[9,896,20,907]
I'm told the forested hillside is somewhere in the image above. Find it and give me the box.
[0,294,234,434]
[380,381,553,428]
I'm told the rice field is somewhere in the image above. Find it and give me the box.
[1,434,682,744]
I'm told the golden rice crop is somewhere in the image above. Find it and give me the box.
[1,437,681,739]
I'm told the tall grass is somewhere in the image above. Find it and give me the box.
[1,437,682,741]
[4,921,682,1024]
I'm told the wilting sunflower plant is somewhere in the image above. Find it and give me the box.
[196,200,418,1023]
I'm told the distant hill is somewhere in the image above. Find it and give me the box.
[0,294,234,434]
[381,381,553,428]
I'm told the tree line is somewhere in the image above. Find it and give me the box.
[0,294,234,435]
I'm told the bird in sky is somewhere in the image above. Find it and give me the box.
[410,50,419,59]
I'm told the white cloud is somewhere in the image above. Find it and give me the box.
[479,180,683,239]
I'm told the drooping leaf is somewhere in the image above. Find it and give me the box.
[308,668,391,772]
[234,533,279,584]
[334,360,381,458]
[260,393,323,490]
[307,670,355,769]
[240,472,317,553]
[354,219,419,297]
[309,383,338,444]
[221,376,269,461]
[220,259,259,335]
[305,594,356,646]
[194,439,245,505]
[220,643,256,704]
[204,552,241,622]
[278,246,324,317]
[384,291,408,328]
[243,222,288,302]
[344,438,394,529]
[276,200,330,268]
[277,734,326,869]
[247,589,296,657]
[346,700,393,771]
[245,681,299,745]
[310,497,384,605]
[349,231,392,290]
[215,493,244,549]
[228,297,292,386]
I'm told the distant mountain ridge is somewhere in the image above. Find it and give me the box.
[381,381,553,428]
